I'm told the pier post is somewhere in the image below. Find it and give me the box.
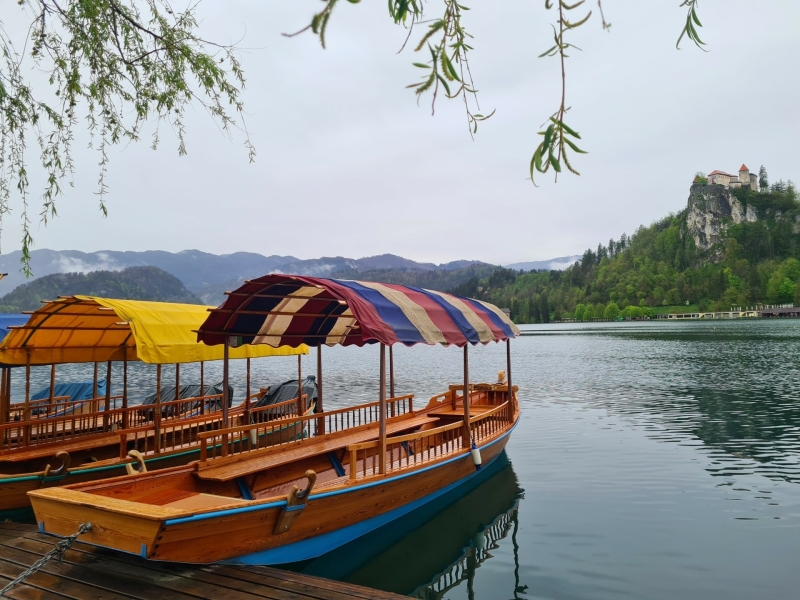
[379,344,387,474]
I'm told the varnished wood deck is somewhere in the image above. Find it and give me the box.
[0,522,405,600]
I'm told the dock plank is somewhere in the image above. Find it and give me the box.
[0,523,405,600]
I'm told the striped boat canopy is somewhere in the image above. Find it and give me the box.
[197,275,520,348]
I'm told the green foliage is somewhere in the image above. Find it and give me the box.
[604,302,620,320]
[759,166,769,192]
[694,171,708,185]
[574,303,586,321]
[0,266,200,312]
[2,0,252,274]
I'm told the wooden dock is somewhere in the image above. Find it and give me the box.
[0,522,405,600]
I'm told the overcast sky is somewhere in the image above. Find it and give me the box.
[5,1,800,265]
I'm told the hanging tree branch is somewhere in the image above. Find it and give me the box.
[1,0,253,275]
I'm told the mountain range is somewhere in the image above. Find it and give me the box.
[0,250,574,305]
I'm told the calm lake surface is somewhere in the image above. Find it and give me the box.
[11,319,800,598]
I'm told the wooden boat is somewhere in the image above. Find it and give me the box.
[0,295,307,520]
[30,275,521,564]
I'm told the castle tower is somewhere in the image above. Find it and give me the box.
[739,164,751,190]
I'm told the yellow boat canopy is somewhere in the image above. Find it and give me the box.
[0,296,307,366]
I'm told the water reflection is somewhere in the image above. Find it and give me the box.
[287,452,524,596]
[523,320,800,485]
[411,497,525,600]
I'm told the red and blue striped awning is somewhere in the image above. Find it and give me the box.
[197,275,520,348]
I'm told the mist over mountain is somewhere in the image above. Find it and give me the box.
[0,249,574,306]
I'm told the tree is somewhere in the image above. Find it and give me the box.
[2,0,712,271]
[574,303,586,321]
[776,278,795,304]
[539,293,550,324]
[604,302,620,320]
[694,171,708,185]
[532,298,542,324]
[759,165,769,192]
[2,0,252,272]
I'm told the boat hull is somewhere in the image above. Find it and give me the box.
[0,447,203,522]
[228,433,512,565]
[3,410,307,521]
[32,424,514,564]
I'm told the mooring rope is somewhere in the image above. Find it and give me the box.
[0,523,92,597]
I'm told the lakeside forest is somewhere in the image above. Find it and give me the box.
[449,182,800,323]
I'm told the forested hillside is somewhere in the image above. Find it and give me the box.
[463,181,800,322]
[0,266,201,312]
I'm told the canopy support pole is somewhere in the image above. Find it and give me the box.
[104,361,112,430]
[49,364,56,415]
[122,357,128,430]
[245,358,251,424]
[506,339,514,422]
[92,362,98,401]
[222,339,230,457]
[316,345,324,434]
[155,364,162,453]
[175,363,181,407]
[389,346,395,417]
[463,345,471,449]
[199,361,205,415]
[24,353,31,445]
[379,344,387,475]
[0,368,7,426]
[297,354,303,416]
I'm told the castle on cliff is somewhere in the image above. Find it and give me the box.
[705,164,759,191]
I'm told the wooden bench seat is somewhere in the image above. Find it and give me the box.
[135,488,246,511]
[427,405,496,419]
[195,414,441,482]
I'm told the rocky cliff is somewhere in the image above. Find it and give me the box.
[686,184,758,250]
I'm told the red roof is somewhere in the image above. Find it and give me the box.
[708,170,735,177]
[740,164,748,171]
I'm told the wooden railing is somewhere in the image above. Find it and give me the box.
[347,401,511,481]
[249,395,304,424]
[0,390,239,454]
[7,395,125,421]
[198,395,415,462]
[118,411,242,458]
[128,393,227,428]
[0,405,128,452]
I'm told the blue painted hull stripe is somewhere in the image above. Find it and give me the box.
[225,445,508,565]
[164,421,516,527]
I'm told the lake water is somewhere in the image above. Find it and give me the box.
[10,319,800,598]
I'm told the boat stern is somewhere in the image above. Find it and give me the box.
[28,487,173,558]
